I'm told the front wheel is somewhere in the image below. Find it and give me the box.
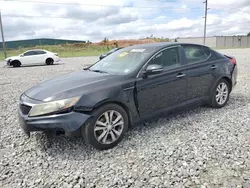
[208,79,230,108]
[82,104,128,150]
[13,60,21,67]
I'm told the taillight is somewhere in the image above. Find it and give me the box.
[224,55,236,65]
[229,58,236,65]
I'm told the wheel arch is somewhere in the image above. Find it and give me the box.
[219,76,232,93]
[12,59,21,63]
[46,57,54,61]
[12,59,22,66]
[208,76,232,99]
[93,100,133,127]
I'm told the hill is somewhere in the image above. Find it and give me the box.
[0,38,170,60]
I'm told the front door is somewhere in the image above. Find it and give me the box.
[136,46,187,116]
[21,51,36,65]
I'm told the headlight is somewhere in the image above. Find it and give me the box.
[29,97,80,117]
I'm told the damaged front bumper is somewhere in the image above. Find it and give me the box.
[18,97,91,137]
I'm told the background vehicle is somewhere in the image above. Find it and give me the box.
[99,47,123,60]
[18,43,237,150]
[5,49,60,67]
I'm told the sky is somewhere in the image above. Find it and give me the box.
[0,0,250,42]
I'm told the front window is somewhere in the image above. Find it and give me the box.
[23,51,35,56]
[149,47,180,69]
[89,48,151,75]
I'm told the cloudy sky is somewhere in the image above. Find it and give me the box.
[0,0,249,42]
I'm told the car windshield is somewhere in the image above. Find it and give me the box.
[90,48,151,75]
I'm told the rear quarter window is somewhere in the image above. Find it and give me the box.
[211,50,226,59]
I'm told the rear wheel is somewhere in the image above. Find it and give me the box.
[208,79,230,108]
[12,60,21,67]
[46,58,54,65]
[82,104,128,150]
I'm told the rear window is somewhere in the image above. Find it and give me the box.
[35,51,46,55]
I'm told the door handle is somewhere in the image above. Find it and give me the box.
[176,73,186,78]
[211,65,217,69]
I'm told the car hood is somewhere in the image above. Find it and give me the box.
[24,70,119,101]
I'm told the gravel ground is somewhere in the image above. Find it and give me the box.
[0,49,250,188]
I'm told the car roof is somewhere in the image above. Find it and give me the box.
[24,49,49,53]
[130,42,208,48]
[30,49,46,51]
[123,42,208,52]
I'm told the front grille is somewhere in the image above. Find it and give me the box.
[20,104,32,115]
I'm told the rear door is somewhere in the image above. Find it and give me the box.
[136,46,187,116]
[181,44,219,102]
[34,50,47,64]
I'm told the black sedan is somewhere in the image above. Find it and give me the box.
[18,42,237,150]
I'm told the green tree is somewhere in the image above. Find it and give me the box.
[247,32,250,36]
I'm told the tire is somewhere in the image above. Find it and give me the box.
[12,60,21,67]
[81,103,128,150]
[46,58,54,65]
[208,78,230,108]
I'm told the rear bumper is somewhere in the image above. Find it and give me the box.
[232,65,237,87]
[18,108,91,136]
[54,57,60,62]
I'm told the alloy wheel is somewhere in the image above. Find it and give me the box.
[215,82,228,105]
[94,110,124,144]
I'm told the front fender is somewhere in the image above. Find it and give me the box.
[74,84,139,125]
[7,58,21,65]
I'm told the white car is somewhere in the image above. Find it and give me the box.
[5,49,60,67]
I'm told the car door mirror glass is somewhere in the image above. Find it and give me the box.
[145,64,163,75]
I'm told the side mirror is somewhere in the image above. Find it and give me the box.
[20,54,24,57]
[99,54,106,60]
[144,64,163,75]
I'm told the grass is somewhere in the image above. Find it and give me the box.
[0,45,110,60]
[2,44,248,61]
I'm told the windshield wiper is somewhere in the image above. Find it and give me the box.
[83,67,108,73]
[90,69,108,74]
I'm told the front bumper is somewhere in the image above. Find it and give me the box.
[18,107,91,136]
[6,60,12,66]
